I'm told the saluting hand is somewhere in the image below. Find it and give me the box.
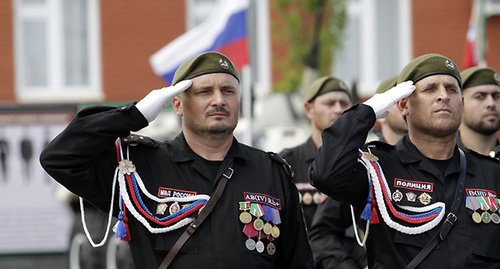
[136,80,192,123]
[363,80,415,118]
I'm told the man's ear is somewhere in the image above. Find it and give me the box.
[172,96,183,117]
[397,97,409,117]
[304,102,314,121]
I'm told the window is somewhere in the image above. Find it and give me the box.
[333,0,411,97]
[14,0,102,103]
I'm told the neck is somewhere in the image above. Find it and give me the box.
[183,130,233,161]
[380,124,405,145]
[459,126,498,156]
[409,132,456,160]
[311,124,322,149]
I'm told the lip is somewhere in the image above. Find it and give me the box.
[434,108,451,113]
[208,112,229,117]
[483,112,499,119]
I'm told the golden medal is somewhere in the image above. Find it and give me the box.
[263,222,273,235]
[271,226,280,238]
[156,203,167,215]
[302,192,313,205]
[239,201,252,224]
[472,211,482,224]
[253,218,264,231]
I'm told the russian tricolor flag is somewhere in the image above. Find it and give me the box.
[150,0,249,85]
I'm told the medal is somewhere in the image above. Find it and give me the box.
[263,222,273,235]
[169,201,180,215]
[392,190,403,202]
[266,242,276,255]
[253,218,264,231]
[156,203,167,215]
[491,213,500,224]
[302,192,313,205]
[362,151,379,161]
[271,226,280,238]
[313,192,322,204]
[239,201,252,224]
[418,192,432,205]
[406,192,416,202]
[472,211,482,223]
[245,238,256,251]
[239,212,252,224]
[255,240,265,253]
[482,211,492,224]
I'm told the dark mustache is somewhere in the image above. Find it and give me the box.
[206,107,230,117]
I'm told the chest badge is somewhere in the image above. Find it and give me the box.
[418,193,432,205]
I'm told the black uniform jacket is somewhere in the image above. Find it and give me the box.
[40,103,314,269]
[280,137,319,228]
[281,138,367,268]
[309,104,500,268]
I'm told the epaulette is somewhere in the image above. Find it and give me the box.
[366,140,395,150]
[267,151,295,179]
[122,133,159,148]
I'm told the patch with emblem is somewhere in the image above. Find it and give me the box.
[406,192,416,202]
[418,192,432,205]
[394,178,433,192]
[392,190,403,202]
[158,187,197,198]
[244,192,281,209]
[465,189,497,198]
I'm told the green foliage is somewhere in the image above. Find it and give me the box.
[271,0,347,93]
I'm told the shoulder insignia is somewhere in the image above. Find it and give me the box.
[122,134,159,148]
[267,151,295,178]
[366,140,394,150]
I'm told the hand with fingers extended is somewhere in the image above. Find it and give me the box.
[363,80,415,119]
[136,80,192,123]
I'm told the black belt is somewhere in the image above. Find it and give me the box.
[405,149,466,269]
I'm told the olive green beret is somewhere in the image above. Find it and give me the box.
[461,66,500,90]
[172,51,239,85]
[304,76,351,102]
[376,76,398,94]
[397,53,461,87]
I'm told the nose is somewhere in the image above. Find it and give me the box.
[211,89,226,106]
[485,94,497,110]
[436,87,450,103]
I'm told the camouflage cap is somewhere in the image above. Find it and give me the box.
[172,51,239,85]
[397,53,461,87]
[304,76,351,103]
[376,76,398,94]
[460,66,500,90]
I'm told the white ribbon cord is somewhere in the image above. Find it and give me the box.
[360,152,446,235]
[80,167,119,248]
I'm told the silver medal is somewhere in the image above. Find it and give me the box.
[245,238,256,251]
[255,240,265,253]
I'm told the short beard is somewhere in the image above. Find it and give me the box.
[466,120,500,135]
[186,120,236,141]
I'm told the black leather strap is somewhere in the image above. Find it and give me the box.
[158,164,234,269]
[405,149,466,269]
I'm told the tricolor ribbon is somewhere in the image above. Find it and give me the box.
[250,203,264,218]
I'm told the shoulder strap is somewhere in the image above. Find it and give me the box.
[405,149,466,269]
[158,162,234,269]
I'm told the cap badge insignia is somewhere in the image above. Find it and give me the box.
[445,59,455,70]
[219,58,229,69]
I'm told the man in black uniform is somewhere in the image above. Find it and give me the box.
[280,76,367,268]
[310,53,500,268]
[40,52,314,269]
[456,66,500,158]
